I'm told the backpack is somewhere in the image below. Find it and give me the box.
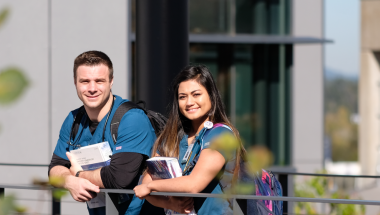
[238,166,283,215]
[71,101,168,143]
[180,123,283,215]
[70,101,168,214]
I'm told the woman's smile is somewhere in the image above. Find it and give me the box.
[186,107,200,113]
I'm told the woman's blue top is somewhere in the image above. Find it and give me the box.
[178,125,237,215]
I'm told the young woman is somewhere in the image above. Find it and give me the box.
[133,65,246,214]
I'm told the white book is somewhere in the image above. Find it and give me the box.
[70,142,112,209]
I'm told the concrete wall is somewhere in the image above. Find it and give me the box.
[0,1,129,214]
[359,0,380,182]
[359,51,380,177]
[361,1,380,51]
[292,0,324,173]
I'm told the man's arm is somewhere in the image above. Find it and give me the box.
[49,156,100,202]
[67,151,146,189]
[67,109,154,189]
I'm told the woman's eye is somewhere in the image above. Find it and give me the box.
[194,93,200,97]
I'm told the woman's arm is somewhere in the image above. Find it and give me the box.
[136,162,194,213]
[134,148,225,198]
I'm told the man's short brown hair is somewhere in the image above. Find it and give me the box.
[73,50,113,81]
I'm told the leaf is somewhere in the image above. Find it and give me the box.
[209,133,240,161]
[49,176,65,187]
[0,67,29,105]
[53,189,68,200]
[245,146,273,174]
[233,183,255,195]
[0,8,9,29]
[0,195,16,215]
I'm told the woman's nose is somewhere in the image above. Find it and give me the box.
[186,96,194,106]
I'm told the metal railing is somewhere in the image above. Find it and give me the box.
[2,175,380,215]
[2,163,380,215]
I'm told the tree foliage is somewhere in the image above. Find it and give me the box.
[324,78,358,161]
[325,106,358,161]
[295,172,365,215]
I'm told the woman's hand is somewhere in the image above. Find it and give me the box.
[66,152,83,176]
[133,183,152,199]
[167,196,194,214]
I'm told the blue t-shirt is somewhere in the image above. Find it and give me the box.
[53,95,156,215]
[178,125,237,215]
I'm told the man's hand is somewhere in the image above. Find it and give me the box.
[66,152,83,176]
[133,183,151,199]
[167,196,194,214]
[64,175,100,202]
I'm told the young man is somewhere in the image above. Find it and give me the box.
[48,51,156,215]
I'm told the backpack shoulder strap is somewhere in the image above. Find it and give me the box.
[71,106,86,141]
[110,101,143,144]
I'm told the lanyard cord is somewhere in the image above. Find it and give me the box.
[67,109,87,147]
[67,95,115,147]
[182,127,209,174]
[102,95,115,142]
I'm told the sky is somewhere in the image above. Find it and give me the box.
[324,0,360,78]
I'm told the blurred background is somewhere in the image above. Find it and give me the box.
[0,0,377,214]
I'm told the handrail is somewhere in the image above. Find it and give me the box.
[1,163,379,178]
[271,171,380,178]
[99,189,380,206]
[1,185,379,206]
[0,163,49,167]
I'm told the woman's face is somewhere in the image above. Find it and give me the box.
[178,79,212,122]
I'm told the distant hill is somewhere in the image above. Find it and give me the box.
[324,72,358,114]
[325,68,358,81]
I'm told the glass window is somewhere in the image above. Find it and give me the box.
[190,43,292,165]
[132,0,292,35]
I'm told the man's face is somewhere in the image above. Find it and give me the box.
[74,64,113,111]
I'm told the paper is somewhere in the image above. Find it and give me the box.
[71,142,116,209]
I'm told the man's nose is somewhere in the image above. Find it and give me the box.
[88,81,97,93]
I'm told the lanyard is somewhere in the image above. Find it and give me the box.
[182,121,213,175]
[67,95,115,148]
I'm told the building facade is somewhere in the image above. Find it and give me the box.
[360,0,380,183]
[0,0,325,214]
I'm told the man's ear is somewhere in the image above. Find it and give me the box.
[110,76,114,88]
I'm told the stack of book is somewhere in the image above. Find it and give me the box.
[70,142,113,209]
[146,157,196,215]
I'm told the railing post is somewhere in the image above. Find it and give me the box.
[105,192,117,215]
[233,198,245,215]
[0,187,4,198]
[51,191,61,215]
[278,174,288,213]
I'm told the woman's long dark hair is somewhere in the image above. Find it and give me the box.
[152,65,246,183]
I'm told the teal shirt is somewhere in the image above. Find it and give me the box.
[178,125,236,215]
[53,95,156,215]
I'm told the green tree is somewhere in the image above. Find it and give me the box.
[0,7,29,133]
[0,6,31,215]
[295,172,365,215]
[325,106,358,161]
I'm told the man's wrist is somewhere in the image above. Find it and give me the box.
[75,170,83,177]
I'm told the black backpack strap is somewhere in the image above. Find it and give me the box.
[110,101,142,144]
[71,106,86,142]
